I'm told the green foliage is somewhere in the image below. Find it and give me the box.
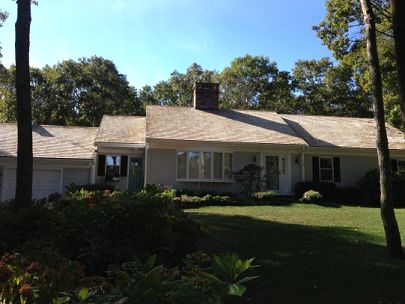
[292,58,372,117]
[234,163,264,194]
[300,190,324,204]
[219,55,294,111]
[251,191,275,201]
[0,190,199,274]
[0,250,86,304]
[97,253,257,304]
[358,169,405,206]
[0,57,140,126]
[174,194,232,208]
[313,0,403,127]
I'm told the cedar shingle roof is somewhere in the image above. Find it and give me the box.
[146,105,307,146]
[0,123,98,159]
[282,114,405,149]
[95,115,146,144]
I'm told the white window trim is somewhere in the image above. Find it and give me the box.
[319,156,334,182]
[176,151,234,182]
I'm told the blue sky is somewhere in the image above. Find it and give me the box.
[1,0,331,88]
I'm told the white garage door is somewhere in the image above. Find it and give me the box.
[5,169,61,200]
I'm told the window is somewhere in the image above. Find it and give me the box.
[201,152,212,179]
[319,157,333,182]
[177,152,187,179]
[224,153,233,179]
[213,152,223,179]
[176,151,233,181]
[106,155,121,178]
[188,152,199,179]
[398,160,405,174]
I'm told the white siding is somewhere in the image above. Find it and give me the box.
[5,169,61,200]
[62,168,90,193]
[304,154,378,187]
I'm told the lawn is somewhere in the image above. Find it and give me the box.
[188,204,405,304]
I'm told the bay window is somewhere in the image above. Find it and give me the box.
[176,151,233,181]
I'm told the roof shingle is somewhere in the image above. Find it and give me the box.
[0,123,98,159]
[95,115,145,145]
[146,106,307,146]
[282,114,405,149]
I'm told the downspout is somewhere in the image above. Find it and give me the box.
[144,143,149,187]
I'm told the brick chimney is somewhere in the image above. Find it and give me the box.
[193,82,219,110]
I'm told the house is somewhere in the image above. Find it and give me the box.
[1,82,405,201]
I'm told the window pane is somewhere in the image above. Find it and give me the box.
[177,152,187,179]
[106,155,121,177]
[188,152,199,179]
[320,169,333,181]
[398,161,405,173]
[320,158,332,169]
[224,153,233,179]
[106,155,121,166]
[213,152,223,179]
[201,152,212,179]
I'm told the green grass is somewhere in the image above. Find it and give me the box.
[188,204,405,304]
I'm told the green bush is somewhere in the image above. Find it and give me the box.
[358,169,405,207]
[0,190,200,275]
[300,190,324,204]
[175,194,232,208]
[252,191,275,201]
[66,183,115,194]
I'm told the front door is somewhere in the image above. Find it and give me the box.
[128,157,144,192]
[265,156,279,190]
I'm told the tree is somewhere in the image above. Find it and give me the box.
[0,57,141,126]
[0,9,9,59]
[292,58,371,116]
[314,0,402,127]
[360,0,404,258]
[14,0,33,208]
[138,85,158,114]
[151,63,217,107]
[390,0,405,125]
[219,55,294,111]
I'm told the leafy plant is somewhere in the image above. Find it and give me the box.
[234,164,264,195]
[300,190,324,204]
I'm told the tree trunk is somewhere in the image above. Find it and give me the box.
[390,0,405,126]
[360,0,404,259]
[14,0,33,208]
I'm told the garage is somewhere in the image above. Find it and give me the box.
[5,169,62,200]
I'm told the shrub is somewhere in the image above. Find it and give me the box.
[300,190,324,204]
[234,163,264,194]
[0,201,52,254]
[49,193,199,273]
[174,194,233,208]
[295,182,336,201]
[358,169,405,207]
[0,250,86,304]
[252,191,275,201]
[66,183,115,194]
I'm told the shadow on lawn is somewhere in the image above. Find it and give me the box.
[190,213,405,304]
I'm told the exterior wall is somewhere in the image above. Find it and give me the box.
[147,146,298,194]
[94,147,145,191]
[0,157,93,202]
[304,152,379,188]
